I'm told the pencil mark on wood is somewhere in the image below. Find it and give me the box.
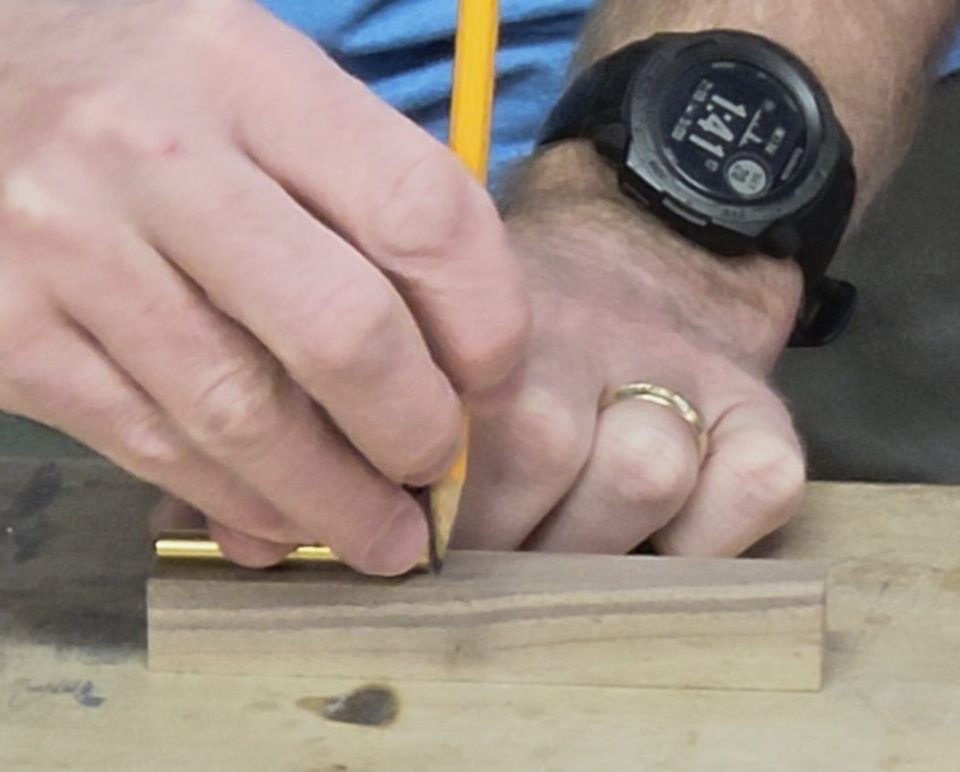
[22,678,105,708]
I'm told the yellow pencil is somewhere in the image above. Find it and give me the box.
[426,0,500,570]
[450,0,499,184]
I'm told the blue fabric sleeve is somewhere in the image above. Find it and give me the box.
[257,0,590,184]
[943,28,960,75]
[257,1,960,184]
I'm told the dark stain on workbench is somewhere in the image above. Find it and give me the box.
[0,463,62,562]
[0,459,153,657]
[297,685,399,728]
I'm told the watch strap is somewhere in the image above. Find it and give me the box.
[788,151,857,346]
[538,40,653,159]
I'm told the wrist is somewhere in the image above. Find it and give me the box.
[504,141,803,372]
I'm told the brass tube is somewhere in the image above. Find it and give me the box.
[154,530,430,569]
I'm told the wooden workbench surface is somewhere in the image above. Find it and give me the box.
[1,457,959,771]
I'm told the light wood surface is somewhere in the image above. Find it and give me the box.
[2,457,960,771]
[148,552,826,691]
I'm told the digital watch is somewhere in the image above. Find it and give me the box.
[538,30,857,347]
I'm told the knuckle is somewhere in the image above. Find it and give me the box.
[456,294,531,394]
[117,411,184,472]
[372,150,488,259]
[605,429,694,508]
[727,436,807,526]
[504,387,587,484]
[185,357,285,455]
[291,279,398,382]
[60,86,188,161]
[0,170,64,231]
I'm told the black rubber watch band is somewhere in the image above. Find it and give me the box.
[539,41,653,158]
[787,154,857,346]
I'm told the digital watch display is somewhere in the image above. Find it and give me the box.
[538,31,857,347]
[661,61,807,202]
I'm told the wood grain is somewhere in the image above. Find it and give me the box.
[147,550,825,691]
[7,462,960,771]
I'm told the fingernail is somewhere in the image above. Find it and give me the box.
[403,392,465,487]
[360,500,428,577]
[404,436,463,488]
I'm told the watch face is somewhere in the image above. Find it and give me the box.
[660,60,808,203]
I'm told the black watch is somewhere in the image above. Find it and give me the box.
[538,30,857,347]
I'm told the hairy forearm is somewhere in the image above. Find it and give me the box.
[577,0,960,206]
[504,1,959,368]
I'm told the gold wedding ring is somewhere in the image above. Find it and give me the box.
[604,382,709,462]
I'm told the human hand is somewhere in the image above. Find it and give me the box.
[453,144,806,556]
[0,0,526,573]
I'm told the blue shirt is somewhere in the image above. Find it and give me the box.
[257,0,589,183]
[258,1,960,184]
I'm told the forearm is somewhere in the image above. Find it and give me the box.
[577,0,960,208]
[504,1,959,369]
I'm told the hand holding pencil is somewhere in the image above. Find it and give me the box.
[153,0,508,573]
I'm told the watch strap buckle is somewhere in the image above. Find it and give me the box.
[788,277,858,347]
